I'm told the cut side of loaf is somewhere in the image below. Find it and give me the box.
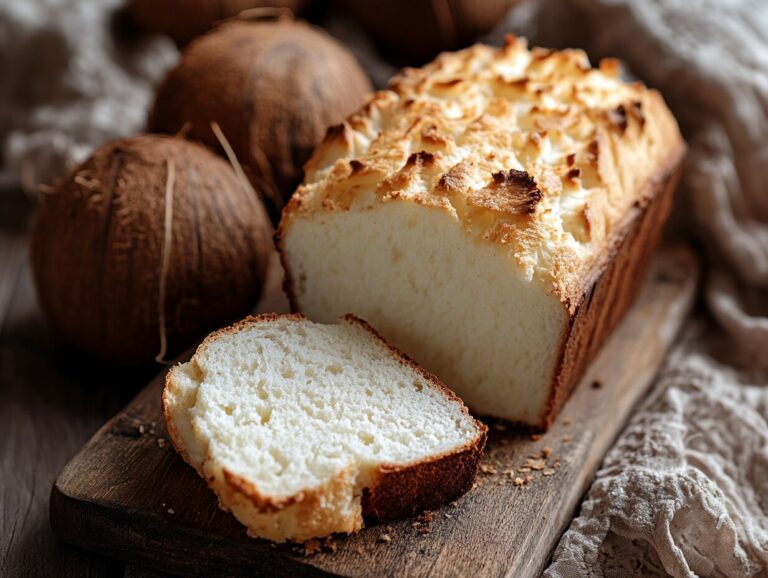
[277,37,685,429]
[163,313,487,543]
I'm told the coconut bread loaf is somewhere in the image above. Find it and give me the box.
[163,313,486,543]
[277,37,686,429]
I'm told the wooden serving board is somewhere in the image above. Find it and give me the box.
[51,244,698,577]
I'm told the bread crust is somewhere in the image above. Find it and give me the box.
[275,39,686,429]
[539,144,685,429]
[162,313,487,542]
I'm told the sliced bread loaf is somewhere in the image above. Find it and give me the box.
[277,37,685,428]
[163,313,487,543]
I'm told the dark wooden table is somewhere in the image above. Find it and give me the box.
[0,176,163,577]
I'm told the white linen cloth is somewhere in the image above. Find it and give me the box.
[0,1,766,576]
[0,0,177,193]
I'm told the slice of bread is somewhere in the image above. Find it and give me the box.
[163,313,487,543]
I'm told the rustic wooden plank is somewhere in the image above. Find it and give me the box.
[50,244,698,577]
[0,185,133,578]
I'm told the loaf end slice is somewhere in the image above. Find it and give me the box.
[163,313,487,543]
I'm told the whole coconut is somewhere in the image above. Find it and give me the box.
[128,0,309,46]
[31,135,272,366]
[149,18,372,220]
[348,0,519,64]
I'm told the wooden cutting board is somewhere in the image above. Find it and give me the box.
[50,244,698,577]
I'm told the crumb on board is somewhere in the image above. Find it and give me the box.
[543,469,556,476]
[324,537,337,553]
[480,464,497,475]
[493,423,507,431]
[157,438,166,448]
[304,539,322,556]
[531,434,541,441]
[417,511,434,524]
[543,447,553,458]
[138,424,146,435]
[563,434,573,443]
[412,511,434,535]
[303,537,337,556]
[167,508,175,514]
[378,533,392,544]
[355,546,365,556]
[523,458,546,471]
[563,417,572,426]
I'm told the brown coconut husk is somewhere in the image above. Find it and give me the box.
[31,134,272,366]
[149,18,372,221]
[127,0,309,46]
[348,0,520,65]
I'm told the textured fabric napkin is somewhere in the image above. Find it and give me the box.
[1,1,766,576]
[0,0,177,193]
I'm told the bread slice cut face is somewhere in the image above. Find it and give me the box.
[163,313,487,543]
[277,38,685,428]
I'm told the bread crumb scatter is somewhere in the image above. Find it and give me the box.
[304,539,322,556]
[138,424,146,435]
[480,464,498,475]
[355,546,365,556]
[524,458,546,471]
[157,438,166,448]
[543,447,553,458]
[167,508,175,514]
[531,434,541,441]
[324,537,337,553]
[563,434,573,443]
[563,417,572,426]
[543,469,556,476]
[513,477,525,487]
[379,533,392,544]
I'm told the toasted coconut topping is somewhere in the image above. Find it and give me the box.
[286,36,683,302]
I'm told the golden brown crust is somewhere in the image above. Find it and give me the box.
[278,36,685,308]
[162,313,486,542]
[537,147,685,429]
[363,430,486,521]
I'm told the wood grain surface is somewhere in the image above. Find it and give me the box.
[49,243,699,577]
[0,181,157,577]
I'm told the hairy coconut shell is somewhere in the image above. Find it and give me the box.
[31,135,272,366]
[128,0,309,46]
[149,19,372,221]
[348,0,519,64]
